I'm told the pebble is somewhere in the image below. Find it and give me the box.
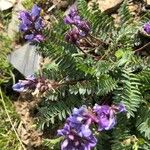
[0,0,16,11]
[8,43,41,77]
[88,0,123,13]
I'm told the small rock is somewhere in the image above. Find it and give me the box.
[7,0,24,39]
[0,0,16,11]
[145,0,150,8]
[8,43,41,77]
[128,3,139,16]
[146,0,150,5]
[88,0,123,14]
[52,0,69,9]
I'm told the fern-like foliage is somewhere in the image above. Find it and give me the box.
[114,69,142,118]
[37,94,82,129]
[32,0,150,149]
[136,107,150,140]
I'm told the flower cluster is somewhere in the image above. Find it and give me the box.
[12,75,37,92]
[57,106,97,150]
[12,75,59,96]
[58,103,126,150]
[143,22,150,34]
[64,7,90,44]
[19,4,45,42]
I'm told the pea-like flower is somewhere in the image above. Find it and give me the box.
[67,106,94,137]
[93,104,116,131]
[93,103,126,131]
[64,7,90,44]
[19,4,45,42]
[143,22,150,34]
[12,75,37,92]
[57,123,97,150]
[58,104,126,149]
[12,75,61,97]
[64,7,80,25]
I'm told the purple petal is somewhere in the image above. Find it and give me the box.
[33,34,44,42]
[69,6,78,18]
[118,103,126,113]
[61,139,69,149]
[26,74,35,81]
[87,134,97,147]
[104,116,116,130]
[12,82,26,92]
[144,22,150,34]
[25,34,34,41]
[57,123,70,136]
[64,16,74,24]
[35,17,44,30]
[19,11,31,25]
[80,125,91,137]
[19,23,29,31]
[31,4,41,20]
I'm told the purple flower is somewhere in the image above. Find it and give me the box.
[34,34,44,42]
[64,6,91,44]
[25,34,34,41]
[12,82,27,92]
[58,123,97,150]
[64,7,79,24]
[12,75,37,92]
[143,22,150,34]
[25,34,44,43]
[67,106,94,137]
[19,11,31,24]
[31,4,41,20]
[57,104,126,149]
[19,4,44,43]
[93,104,116,131]
[65,28,80,44]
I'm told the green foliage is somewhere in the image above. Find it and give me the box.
[0,34,12,84]
[136,107,150,140]
[43,137,62,150]
[114,69,142,118]
[118,1,133,26]
[22,0,44,9]
[37,94,82,129]
[0,89,23,150]
[30,0,150,149]
[0,10,12,28]
[78,0,114,41]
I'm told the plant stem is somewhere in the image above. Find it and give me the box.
[134,42,150,52]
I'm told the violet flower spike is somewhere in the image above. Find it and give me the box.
[12,75,37,92]
[19,4,44,43]
[64,6,91,45]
